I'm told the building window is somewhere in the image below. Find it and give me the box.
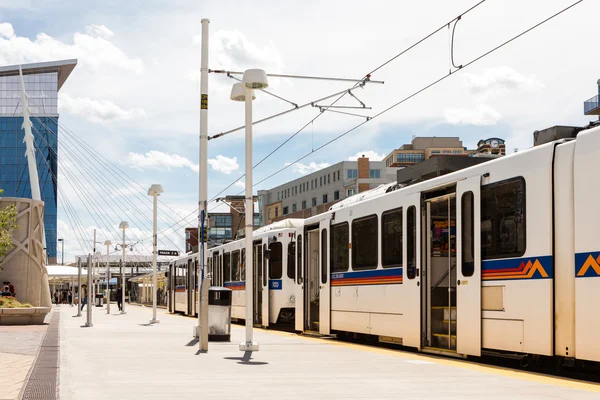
[311,180,313,190]
[328,174,331,184]
[331,222,349,273]
[323,194,328,204]
[278,192,280,200]
[347,189,356,197]
[302,200,307,209]
[292,203,297,213]
[334,190,340,201]
[381,207,402,268]
[347,169,358,179]
[352,215,378,271]
[396,153,425,163]
[283,206,289,215]
[214,215,232,227]
[268,209,272,219]
[481,177,526,260]
[312,197,317,207]
[269,242,283,279]
[369,169,381,179]
[287,188,290,197]
[333,173,336,182]
[253,214,260,226]
[185,231,190,240]
[320,177,322,186]
[287,242,295,280]
[337,171,340,180]
[275,207,279,217]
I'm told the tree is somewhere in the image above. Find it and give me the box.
[0,189,18,269]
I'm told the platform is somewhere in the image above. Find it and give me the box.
[57,305,600,400]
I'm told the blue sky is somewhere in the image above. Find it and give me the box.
[0,0,598,261]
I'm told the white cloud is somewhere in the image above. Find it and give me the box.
[0,22,144,74]
[234,180,245,189]
[207,155,239,174]
[348,151,385,161]
[0,22,14,38]
[60,93,145,123]
[464,67,544,97]
[85,24,114,39]
[444,104,501,126]
[126,151,239,175]
[189,30,284,82]
[285,161,330,175]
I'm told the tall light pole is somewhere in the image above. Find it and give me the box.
[105,240,111,314]
[148,184,163,324]
[198,18,210,352]
[231,69,269,353]
[58,238,64,265]
[119,221,128,314]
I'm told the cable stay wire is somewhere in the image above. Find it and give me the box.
[26,103,186,251]
[227,0,584,194]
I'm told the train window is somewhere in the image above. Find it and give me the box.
[223,252,231,282]
[407,206,417,279]
[232,250,240,281]
[297,235,303,284]
[330,222,349,273]
[287,242,296,280]
[269,242,283,279]
[241,249,246,281]
[382,207,403,268]
[321,229,328,284]
[461,191,475,277]
[352,215,378,271]
[481,177,526,260]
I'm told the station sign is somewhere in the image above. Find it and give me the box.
[158,250,179,257]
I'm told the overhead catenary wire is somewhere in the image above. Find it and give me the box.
[232,0,584,193]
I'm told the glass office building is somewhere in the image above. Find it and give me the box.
[0,60,76,264]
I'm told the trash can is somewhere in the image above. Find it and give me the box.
[208,287,232,342]
[95,293,103,307]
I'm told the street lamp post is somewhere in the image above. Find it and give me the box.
[105,240,111,314]
[231,69,269,353]
[58,238,64,265]
[119,221,128,314]
[147,184,163,324]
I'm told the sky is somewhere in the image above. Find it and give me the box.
[0,0,597,263]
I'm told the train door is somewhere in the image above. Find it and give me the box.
[319,219,331,335]
[304,225,320,332]
[404,194,422,349]
[168,263,174,312]
[253,240,263,326]
[295,233,304,332]
[187,259,194,315]
[262,242,269,327]
[423,192,457,352]
[456,177,481,357]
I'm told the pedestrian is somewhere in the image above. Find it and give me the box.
[116,285,122,311]
[68,289,73,306]
[7,281,15,297]
[80,284,88,311]
[53,289,59,304]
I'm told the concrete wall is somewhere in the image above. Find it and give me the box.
[0,198,51,307]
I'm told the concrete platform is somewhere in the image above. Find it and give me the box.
[59,305,600,400]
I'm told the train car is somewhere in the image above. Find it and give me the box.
[207,219,303,328]
[292,125,600,365]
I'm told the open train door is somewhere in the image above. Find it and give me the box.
[319,218,331,335]
[295,232,304,332]
[456,176,481,357]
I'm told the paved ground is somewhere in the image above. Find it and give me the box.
[0,309,52,400]
[59,304,600,400]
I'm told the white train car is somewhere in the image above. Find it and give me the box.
[167,253,199,315]
[206,219,304,328]
[292,125,600,365]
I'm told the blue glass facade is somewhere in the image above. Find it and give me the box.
[0,116,58,260]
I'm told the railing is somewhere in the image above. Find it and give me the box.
[432,263,456,292]
[584,94,600,114]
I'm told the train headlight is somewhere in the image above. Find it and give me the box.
[289,295,296,304]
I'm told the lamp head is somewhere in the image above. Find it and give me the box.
[230,82,255,102]
[242,68,269,89]
[147,184,164,196]
[104,240,112,246]
[119,221,129,229]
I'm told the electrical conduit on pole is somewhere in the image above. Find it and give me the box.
[198,18,210,352]
[76,257,82,317]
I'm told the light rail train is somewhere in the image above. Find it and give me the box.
[168,125,600,366]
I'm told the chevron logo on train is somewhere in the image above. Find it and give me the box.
[575,252,600,278]
[482,256,553,281]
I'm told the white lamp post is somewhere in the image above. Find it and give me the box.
[231,68,269,352]
[119,221,128,314]
[105,240,111,314]
[147,184,163,324]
